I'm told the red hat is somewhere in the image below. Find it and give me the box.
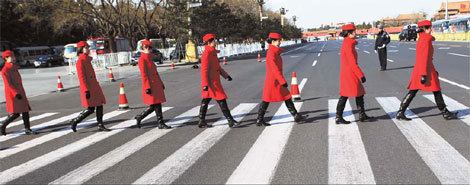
[418,20,432,27]
[269,32,282,40]
[342,24,356,31]
[2,50,13,58]
[141,40,153,47]
[77,41,89,48]
[203,34,216,42]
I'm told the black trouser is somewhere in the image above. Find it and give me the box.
[401,90,446,111]
[378,47,387,70]
[259,99,299,116]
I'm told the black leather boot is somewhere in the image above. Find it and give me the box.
[396,91,416,121]
[70,107,95,132]
[256,101,271,126]
[285,99,308,123]
[434,91,458,120]
[1,113,20,136]
[356,96,374,122]
[155,104,171,129]
[198,99,213,128]
[134,106,155,128]
[217,99,239,128]
[22,112,38,135]
[96,106,110,131]
[336,96,351,124]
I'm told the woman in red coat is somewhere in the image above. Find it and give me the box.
[198,34,239,128]
[396,20,458,120]
[336,24,373,124]
[256,33,307,126]
[134,40,170,129]
[1,50,36,135]
[69,41,110,132]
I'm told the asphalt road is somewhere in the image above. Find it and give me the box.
[0,40,469,184]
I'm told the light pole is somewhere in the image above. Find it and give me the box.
[293,16,297,26]
[184,0,202,63]
[280,7,288,27]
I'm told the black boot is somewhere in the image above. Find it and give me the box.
[1,113,20,136]
[217,99,240,128]
[155,104,171,129]
[256,101,271,126]
[356,96,374,122]
[198,99,212,128]
[434,91,458,120]
[70,107,95,132]
[22,112,38,135]
[96,106,110,131]
[285,99,308,123]
[336,96,351,124]
[134,106,155,128]
[396,91,417,121]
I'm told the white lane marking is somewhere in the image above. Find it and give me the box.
[388,50,399,52]
[0,110,129,159]
[0,116,5,122]
[133,104,257,185]
[281,44,310,55]
[448,53,470,58]
[0,113,77,143]
[355,47,359,50]
[298,78,307,91]
[376,97,470,184]
[49,106,204,185]
[289,55,300,58]
[318,53,321,57]
[0,108,167,184]
[423,94,470,126]
[328,99,376,184]
[409,48,416,50]
[439,77,470,90]
[5,113,58,129]
[363,50,370,54]
[312,60,318,67]
[387,59,394,63]
[389,45,397,48]
[438,47,450,50]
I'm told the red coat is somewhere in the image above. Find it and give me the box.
[1,62,30,113]
[339,37,365,97]
[201,45,229,100]
[262,45,291,102]
[407,33,441,91]
[138,52,166,105]
[76,54,106,107]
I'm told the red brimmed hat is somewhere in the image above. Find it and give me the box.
[2,50,13,58]
[268,32,282,40]
[342,24,356,31]
[141,40,153,47]
[203,34,216,42]
[418,20,432,27]
[77,41,89,48]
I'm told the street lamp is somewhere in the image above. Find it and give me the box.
[280,7,288,27]
[293,16,297,26]
[184,0,202,63]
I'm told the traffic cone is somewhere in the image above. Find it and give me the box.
[290,72,302,102]
[109,68,116,82]
[171,60,175,70]
[223,56,227,65]
[57,76,64,92]
[118,83,129,110]
[257,53,261,62]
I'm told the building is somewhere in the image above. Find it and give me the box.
[381,13,426,27]
[432,1,470,20]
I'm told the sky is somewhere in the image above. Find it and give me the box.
[264,0,456,29]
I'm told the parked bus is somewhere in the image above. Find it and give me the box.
[15,46,52,66]
[87,37,131,56]
[448,17,470,33]
[432,20,450,33]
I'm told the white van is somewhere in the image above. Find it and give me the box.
[15,46,52,66]
[63,43,77,60]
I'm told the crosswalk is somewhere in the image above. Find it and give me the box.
[0,93,469,184]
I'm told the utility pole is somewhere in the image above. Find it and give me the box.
[445,0,448,20]
[280,7,287,27]
[293,16,297,26]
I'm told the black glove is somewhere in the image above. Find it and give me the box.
[162,84,165,90]
[227,76,233,81]
[85,91,90,99]
[203,86,208,91]
[146,89,152,94]
[421,75,427,84]
[282,83,288,88]
[15,94,22,100]
[361,77,366,83]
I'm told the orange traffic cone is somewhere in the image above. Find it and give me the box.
[291,72,302,102]
[57,76,64,92]
[171,60,175,70]
[223,56,227,65]
[118,83,129,110]
[109,68,116,82]
[257,53,261,62]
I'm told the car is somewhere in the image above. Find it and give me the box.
[400,25,417,42]
[130,49,164,66]
[33,54,64,68]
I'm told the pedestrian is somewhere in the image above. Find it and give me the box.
[134,40,171,129]
[336,24,374,124]
[198,34,239,128]
[256,32,307,126]
[69,41,110,132]
[375,25,390,71]
[396,20,458,121]
[1,50,37,135]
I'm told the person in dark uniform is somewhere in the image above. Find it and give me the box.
[375,25,390,71]
[396,20,458,121]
